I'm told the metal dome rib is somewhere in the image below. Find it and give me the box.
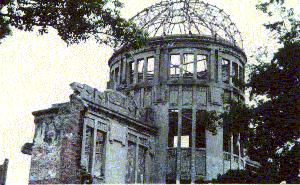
[130,0,243,49]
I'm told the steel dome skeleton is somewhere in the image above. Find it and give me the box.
[131,0,244,49]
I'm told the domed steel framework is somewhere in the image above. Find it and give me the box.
[131,0,243,49]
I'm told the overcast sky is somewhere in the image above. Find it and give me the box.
[0,0,298,184]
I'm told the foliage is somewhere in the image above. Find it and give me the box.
[203,110,221,135]
[220,100,252,143]
[0,0,147,48]
[216,1,300,183]
[256,0,300,44]
[247,41,300,183]
[211,168,279,184]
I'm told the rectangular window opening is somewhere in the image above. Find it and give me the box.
[183,54,194,78]
[85,126,94,173]
[222,59,230,84]
[215,50,219,82]
[94,130,106,178]
[115,67,119,83]
[147,57,155,79]
[196,54,208,79]
[129,61,134,84]
[168,109,178,148]
[126,141,136,183]
[182,109,192,148]
[170,54,181,78]
[137,59,144,82]
[196,110,206,148]
[232,62,238,86]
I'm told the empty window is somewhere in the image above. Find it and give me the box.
[173,136,190,148]
[126,138,147,184]
[126,141,136,183]
[214,50,219,82]
[111,70,115,81]
[239,65,244,89]
[147,57,155,79]
[168,109,178,148]
[232,62,238,86]
[222,59,230,83]
[196,54,208,79]
[120,59,123,82]
[233,133,239,155]
[94,131,106,178]
[196,110,206,148]
[137,146,146,183]
[183,54,194,78]
[137,59,144,82]
[129,61,134,84]
[182,109,192,148]
[84,126,107,180]
[223,120,230,152]
[239,66,243,80]
[115,67,119,83]
[85,126,94,173]
[170,54,181,77]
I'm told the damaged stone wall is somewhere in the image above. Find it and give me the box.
[29,100,84,184]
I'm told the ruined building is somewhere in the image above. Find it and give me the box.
[0,159,9,185]
[23,0,259,184]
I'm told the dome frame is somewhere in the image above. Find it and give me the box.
[130,0,244,49]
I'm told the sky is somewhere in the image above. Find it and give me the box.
[0,0,298,184]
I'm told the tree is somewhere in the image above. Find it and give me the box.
[0,0,147,48]
[256,0,300,44]
[247,42,300,183]
[216,0,300,183]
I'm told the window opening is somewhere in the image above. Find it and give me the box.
[111,70,115,82]
[196,54,208,79]
[115,67,119,83]
[182,109,192,148]
[137,146,146,183]
[129,61,134,84]
[196,110,206,148]
[168,109,178,148]
[222,59,230,83]
[85,126,94,173]
[126,141,136,183]
[137,59,144,82]
[94,130,106,178]
[214,50,218,82]
[183,54,194,78]
[120,59,123,83]
[170,54,181,78]
[233,133,239,155]
[147,57,155,79]
[232,62,238,87]
[223,120,230,152]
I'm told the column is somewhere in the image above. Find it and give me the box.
[191,106,196,183]
[230,134,234,169]
[217,50,222,85]
[134,59,138,84]
[143,56,147,82]
[238,133,241,170]
[135,138,139,183]
[176,85,183,184]
[91,126,97,182]
[80,121,87,167]
[193,53,197,80]
[229,60,233,85]
[209,49,215,82]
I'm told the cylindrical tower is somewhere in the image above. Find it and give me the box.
[107,0,246,183]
